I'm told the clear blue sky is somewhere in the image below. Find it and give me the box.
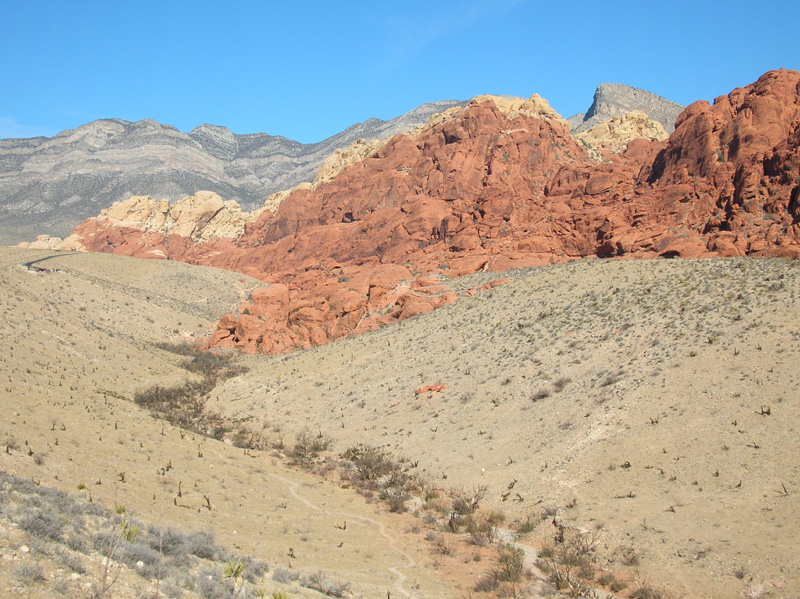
[2,0,798,143]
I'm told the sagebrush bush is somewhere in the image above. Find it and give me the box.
[122,540,161,568]
[187,530,220,560]
[194,566,236,599]
[54,546,87,574]
[147,524,189,557]
[17,508,65,541]
[301,570,351,597]
[272,566,299,584]
[13,562,45,585]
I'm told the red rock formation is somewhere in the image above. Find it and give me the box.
[60,70,800,353]
[415,383,447,395]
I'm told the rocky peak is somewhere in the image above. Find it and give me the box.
[568,83,684,134]
[190,124,238,161]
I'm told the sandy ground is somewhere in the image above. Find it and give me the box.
[1,247,798,598]
[208,256,800,599]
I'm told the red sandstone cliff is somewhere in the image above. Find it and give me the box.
[57,70,800,353]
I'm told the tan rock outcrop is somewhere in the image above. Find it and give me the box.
[313,139,388,188]
[60,191,269,256]
[17,235,66,250]
[470,93,566,123]
[575,110,669,159]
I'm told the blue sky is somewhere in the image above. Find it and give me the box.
[2,1,799,143]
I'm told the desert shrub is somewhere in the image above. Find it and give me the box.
[238,554,269,582]
[126,538,160,565]
[531,388,551,401]
[0,471,38,495]
[119,540,161,578]
[180,350,248,380]
[552,376,572,392]
[599,369,625,387]
[473,574,499,593]
[434,535,454,555]
[272,567,299,584]
[13,562,45,585]
[485,509,506,526]
[159,580,186,599]
[342,444,397,484]
[186,530,221,560]
[463,511,499,546]
[93,529,125,560]
[134,380,212,412]
[155,341,199,356]
[300,570,351,597]
[194,566,236,599]
[38,485,101,521]
[451,485,487,516]
[611,578,629,592]
[598,572,627,591]
[231,426,269,451]
[617,545,640,566]
[17,507,65,541]
[147,524,188,557]
[514,512,541,534]
[494,543,524,583]
[52,578,71,595]
[135,346,247,438]
[380,487,409,513]
[54,546,87,574]
[290,428,331,466]
[630,585,670,599]
[597,572,615,586]
[133,379,229,438]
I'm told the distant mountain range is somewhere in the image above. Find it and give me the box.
[0,85,682,245]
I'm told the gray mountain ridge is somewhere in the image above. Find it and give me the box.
[0,85,684,245]
[567,82,684,134]
[0,100,466,244]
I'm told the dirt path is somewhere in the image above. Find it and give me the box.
[201,440,417,597]
[266,471,416,597]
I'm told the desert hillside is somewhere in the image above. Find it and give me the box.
[0,248,470,598]
[207,255,800,599]
[1,247,798,598]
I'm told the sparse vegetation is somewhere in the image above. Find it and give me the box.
[0,471,273,599]
[300,570,351,597]
[3,249,799,598]
[134,347,247,438]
